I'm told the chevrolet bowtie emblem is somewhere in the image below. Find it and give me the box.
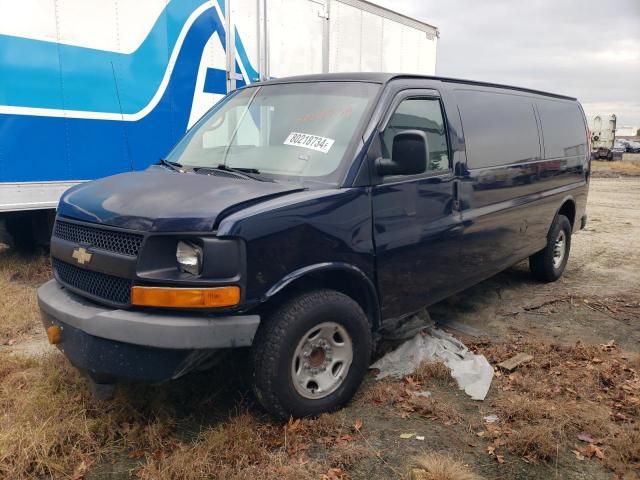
[72,247,93,265]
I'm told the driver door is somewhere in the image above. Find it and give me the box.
[372,92,463,320]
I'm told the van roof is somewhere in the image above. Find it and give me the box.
[255,73,577,101]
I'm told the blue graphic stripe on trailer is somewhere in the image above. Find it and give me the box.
[203,65,245,95]
[0,0,261,116]
[0,0,207,114]
[204,68,228,95]
[0,5,223,183]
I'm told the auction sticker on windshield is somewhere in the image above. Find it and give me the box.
[284,132,335,154]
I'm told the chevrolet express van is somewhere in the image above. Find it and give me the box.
[38,73,590,418]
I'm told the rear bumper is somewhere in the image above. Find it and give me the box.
[38,279,260,382]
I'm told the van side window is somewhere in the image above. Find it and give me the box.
[455,90,541,169]
[536,99,587,159]
[383,98,450,172]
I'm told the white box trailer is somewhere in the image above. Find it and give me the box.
[197,0,439,122]
[0,0,438,246]
[589,114,617,160]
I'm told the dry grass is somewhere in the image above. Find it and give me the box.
[0,245,51,343]
[357,380,406,407]
[137,414,316,480]
[406,396,462,424]
[0,354,132,478]
[134,410,373,479]
[0,351,378,479]
[471,339,640,475]
[413,361,452,383]
[592,159,640,176]
[606,427,640,472]
[507,425,558,461]
[408,452,483,480]
[357,377,461,424]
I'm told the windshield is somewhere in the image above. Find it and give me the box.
[166,82,380,185]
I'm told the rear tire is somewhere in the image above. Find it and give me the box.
[251,289,371,419]
[529,214,572,282]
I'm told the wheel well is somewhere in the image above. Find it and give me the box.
[262,270,381,330]
[558,200,576,228]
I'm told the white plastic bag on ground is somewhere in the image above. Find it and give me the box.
[371,327,494,400]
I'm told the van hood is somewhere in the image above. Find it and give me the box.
[57,169,305,232]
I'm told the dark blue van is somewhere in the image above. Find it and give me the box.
[38,73,590,418]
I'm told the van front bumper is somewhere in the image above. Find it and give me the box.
[37,279,260,383]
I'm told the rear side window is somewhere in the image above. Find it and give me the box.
[382,98,450,172]
[536,99,587,159]
[456,90,541,169]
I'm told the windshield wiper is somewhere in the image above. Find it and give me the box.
[217,164,260,174]
[157,158,183,172]
[193,164,271,182]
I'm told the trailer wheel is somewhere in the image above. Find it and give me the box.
[251,289,371,419]
[529,214,572,282]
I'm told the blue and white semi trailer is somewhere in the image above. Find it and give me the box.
[0,0,438,247]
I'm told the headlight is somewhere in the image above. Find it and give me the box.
[176,241,202,275]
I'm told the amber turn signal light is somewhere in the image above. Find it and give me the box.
[131,286,240,308]
[47,325,62,344]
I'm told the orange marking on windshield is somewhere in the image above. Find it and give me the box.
[296,105,353,124]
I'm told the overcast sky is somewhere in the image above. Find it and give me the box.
[372,0,640,129]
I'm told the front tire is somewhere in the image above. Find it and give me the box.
[529,214,572,282]
[251,289,371,419]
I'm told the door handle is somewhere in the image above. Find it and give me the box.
[452,179,461,211]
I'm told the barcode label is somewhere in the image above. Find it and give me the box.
[283,132,335,154]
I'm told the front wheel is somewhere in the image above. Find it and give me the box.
[251,289,372,419]
[529,214,572,282]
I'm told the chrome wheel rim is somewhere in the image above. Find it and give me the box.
[291,322,353,400]
[552,230,566,269]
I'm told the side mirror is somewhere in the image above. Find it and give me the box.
[376,130,429,176]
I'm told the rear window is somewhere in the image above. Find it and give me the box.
[536,99,587,159]
[456,89,541,169]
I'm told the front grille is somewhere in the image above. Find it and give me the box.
[53,258,132,306]
[54,220,143,257]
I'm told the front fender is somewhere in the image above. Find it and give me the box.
[264,262,381,329]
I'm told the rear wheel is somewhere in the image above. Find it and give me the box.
[251,289,371,419]
[529,214,572,282]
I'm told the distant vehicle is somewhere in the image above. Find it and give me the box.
[0,0,439,249]
[612,140,627,157]
[590,114,616,160]
[616,139,640,153]
[39,73,591,418]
